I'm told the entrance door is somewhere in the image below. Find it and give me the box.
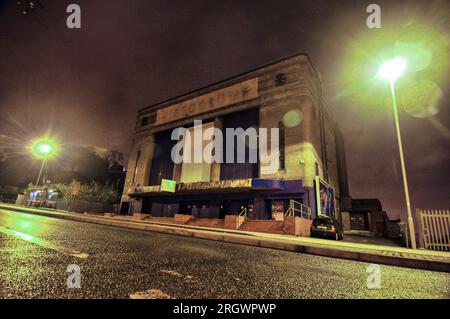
[142,198,152,214]
[219,200,231,219]
[179,201,209,217]
[162,203,175,217]
[234,200,253,219]
[179,201,191,215]
[120,202,130,215]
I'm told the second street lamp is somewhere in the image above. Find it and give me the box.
[377,57,417,249]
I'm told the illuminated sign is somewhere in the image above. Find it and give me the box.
[161,179,176,193]
[315,176,335,217]
[156,78,259,125]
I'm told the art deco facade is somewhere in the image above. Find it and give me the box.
[120,53,350,222]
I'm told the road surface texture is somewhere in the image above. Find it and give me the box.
[0,209,448,299]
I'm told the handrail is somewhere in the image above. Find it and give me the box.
[239,207,248,218]
[285,199,311,220]
[285,205,293,216]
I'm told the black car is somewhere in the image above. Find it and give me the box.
[310,216,344,240]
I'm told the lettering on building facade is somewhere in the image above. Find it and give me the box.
[156,78,259,125]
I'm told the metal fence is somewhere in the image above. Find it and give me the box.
[416,209,450,251]
[15,194,114,213]
[285,199,312,220]
[56,199,114,213]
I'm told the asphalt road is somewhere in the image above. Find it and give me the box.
[0,208,448,299]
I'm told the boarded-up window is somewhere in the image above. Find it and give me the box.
[180,122,214,183]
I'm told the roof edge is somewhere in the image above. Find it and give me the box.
[138,51,318,113]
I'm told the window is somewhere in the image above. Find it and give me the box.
[220,108,259,180]
[149,130,176,185]
[275,73,287,86]
[279,122,285,170]
[141,113,157,126]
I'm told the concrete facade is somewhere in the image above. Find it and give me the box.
[121,53,348,221]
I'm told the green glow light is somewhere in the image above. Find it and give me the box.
[378,57,406,82]
[394,41,432,73]
[29,137,59,159]
[38,143,53,155]
[335,22,449,117]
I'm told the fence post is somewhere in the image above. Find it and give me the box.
[416,209,423,249]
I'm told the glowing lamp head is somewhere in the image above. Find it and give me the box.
[38,144,52,155]
[30,138,58,158]
[377,57,407,82]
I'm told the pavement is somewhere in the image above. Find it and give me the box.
[1,203,450,274]
[342,234,404,247]
[0,206,449,299]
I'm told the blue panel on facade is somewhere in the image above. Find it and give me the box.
[251,179,284,189]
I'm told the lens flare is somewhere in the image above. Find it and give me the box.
[28,137,59,159]
[400,80,443,118]
[336,22,449,116]
[282,110,303,128]
[378,57,406,82]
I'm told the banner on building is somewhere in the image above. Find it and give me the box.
[315,176,335,218]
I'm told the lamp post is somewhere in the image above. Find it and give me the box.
[31,140,55,187]
[377,57,417,249]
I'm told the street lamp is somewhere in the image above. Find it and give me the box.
[377,57,417,249]
[30,139,57,187]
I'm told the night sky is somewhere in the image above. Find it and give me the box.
[0,0,449,219]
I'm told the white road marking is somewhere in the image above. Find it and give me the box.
[0,226,89,259]
[129,289,172,299]
[160,269,183,277]
[160,269,196,283]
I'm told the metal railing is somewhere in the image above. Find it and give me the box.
[285,199,312,220]
[239,207,248,219]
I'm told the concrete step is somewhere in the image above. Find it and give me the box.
[188,218,225,228]
[239,220,285,234]
[149,217,183,224]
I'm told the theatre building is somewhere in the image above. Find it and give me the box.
[120,53,350,231]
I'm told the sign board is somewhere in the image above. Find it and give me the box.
[315,176,335,217]
[156,78,259,125]
[161,179,176,193]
